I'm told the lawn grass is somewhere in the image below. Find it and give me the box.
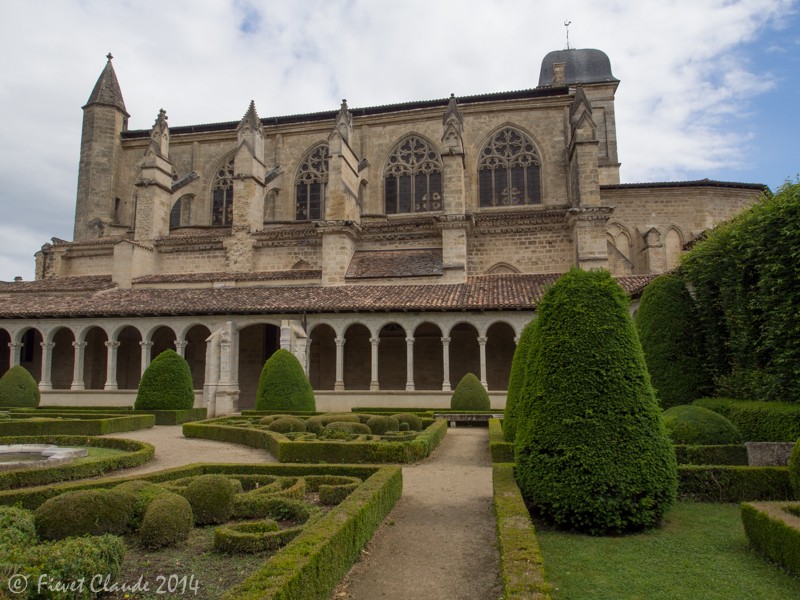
[70,446,129,465]
[536,502,800,600]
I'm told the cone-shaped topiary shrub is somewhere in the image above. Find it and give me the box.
[515,268,677,535]
[503,319,537,442]
[635,274,709,408]
[662,404,742,445]
[255,349,316,412]
[138,492,193,549]
[134,349,194,410]
[0,365,40,408]
[450,373,490,410]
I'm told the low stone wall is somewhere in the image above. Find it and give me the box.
[746,442,797,467]
[39,389,204,409]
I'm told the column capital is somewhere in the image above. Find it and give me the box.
[335,337,346,347]
[105,340,121,350]
[440,336,451,345]
[40,341,54,350]
[405,336,415,345]
[369,337,380,346]
[8,342,21,349]
[174,340,187,348]
[72,341,87,350]
[139,340,153,349]
[477,336,488,345]
[513,336,520,345]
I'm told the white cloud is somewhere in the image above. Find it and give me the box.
[0,0,795,280]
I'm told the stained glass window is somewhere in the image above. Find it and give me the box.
[296,144,329,220]
[211,158,234,226]
[478,128,541,207]
[384,136,443,214]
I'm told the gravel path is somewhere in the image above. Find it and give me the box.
[333,427,502,600]
[100,425,275,477]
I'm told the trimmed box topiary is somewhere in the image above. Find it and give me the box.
[515,268,677,535]
[0,505,37,547]
[450,372,490,410]
[134,349,194,410]
[392,413,422,431]
[113,480,169,528]
[635,274,709,408]
[366,415,400,435]
[0,365,40,408]
[256,349,316,412]
[182,474,235,525]
[663,405,743,445]
[34,488,134,540]
[268,416,307,434]
[322,421,372,437]
[138,491,194,549]
[503,319,536,443]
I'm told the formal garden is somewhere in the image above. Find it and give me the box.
[1,180,799,599]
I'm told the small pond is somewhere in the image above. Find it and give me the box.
[0,444,88,471]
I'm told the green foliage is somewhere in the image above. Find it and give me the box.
[681,180,800,402]
[492,464,552,599]
[678,465,792,502]
[0,365,40,408]
[182,474,235,525]
[268,416,307,433]
[34,488,134,540]
[113,480,169,528]
[450,373,490,410]
[305,414,360,434]
[694,398,800,441]
[790,439,800,499]
[489,418,515,463]
[321,421,371,437]
[635,274,709,407]
[503,319,536,443]
[391,413,422,431]
[138,491,194,549]
[0,411,155,436]
[515,268,677,534]
[741,502,800,577]
[366,415,400,435]
[663,405,742,445]
[0,505,37,547]
[255,349,316,412]
[673,444,748,466]
[134,349,194,410]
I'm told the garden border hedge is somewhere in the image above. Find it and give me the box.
[489,418,514,463]
[8,406,207,425]
[0,411,154,435]
[741,501,800,577]
[674,444,748,466]
[693,398,800,442]
[183,417,448,464]
[492,463,552,599]
[677,465,793,502]
[0,435,154,491]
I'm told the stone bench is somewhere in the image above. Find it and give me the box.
[434,413,505,428]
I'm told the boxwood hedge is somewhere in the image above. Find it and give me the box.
[0,411,154,436]
[741,501,800,577]
[694,398,800,442]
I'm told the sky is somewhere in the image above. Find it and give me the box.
[0,0,798,281]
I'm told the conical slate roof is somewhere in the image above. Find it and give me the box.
[538,48,618,86]
[84,53,129,115]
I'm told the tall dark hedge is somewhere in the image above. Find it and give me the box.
[635,274,708,408]
[514,268,677,535]
[0,365,40,408]
[134,349,194,410]
[255,349,316,412]
[503,319,537,442]
[681,180,799,401]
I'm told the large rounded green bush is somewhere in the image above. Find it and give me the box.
[635,274,709,408]
[503,319,537,442]
[134,349,194,410]
[268,416,307,433]
[0,506,37,547]
[662,405,743,445]
[450,373,490,410]
[366,415,400,435]
[515,268,677,535]
[306,413,360,434]
[392,413,423,431]
[113,480,169,528]
[182,474,235,525]
[255,349,316,412]
[138,492,193,548]
[0,365,40,408]
[322,421,372,436]
[34,489,134,540]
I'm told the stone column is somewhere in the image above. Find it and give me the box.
[39,342,54,390]
[139,341,153,377]
[104,340,120,390]
[174,339,187,357]
[441,337,451,391]
[305,337,312,376]
[334,337,345,391]
[71,341,87,390]
[369,336,380,391]
[405,336,415,391]
[478,336,488,389]
[8,343,21,368]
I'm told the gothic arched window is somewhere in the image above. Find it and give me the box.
[295,144,329,220]
[211,158,234,226]
[384,136,443,214]
[478,127,541,207]
[169,194,193,230]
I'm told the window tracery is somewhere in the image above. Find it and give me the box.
[478,128,541,207]
[211,158,234,226]
[295,144,329,220]
[384,136,443,214]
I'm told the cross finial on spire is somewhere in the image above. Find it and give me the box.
[106,52,113,61]
[564,20,572,50]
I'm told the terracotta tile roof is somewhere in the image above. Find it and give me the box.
[0,273,656,319]
[346,249,443,279]
[601,178,768,192]
[0,275,115,293]
[133,270,321,284]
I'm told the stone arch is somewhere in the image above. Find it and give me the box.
[184,324,211,390]
[486,262,521,274]
[294,142,329,221]
[378,322,407,390]
[83,326,108,390]
[308,323,336,390]
[169,193,194,229]
[486,321,516,390]
[413,322,443,391]
[607,221,633,261]
[210,153,236,227]
[149,325,177,359]
[0,328,10,377]
[665,226,685,270]
[237,323,281,410]
[17,327,43,382]
[292,259,312,270]
[448,322,480,388]
[344,323,371,390]
[50,327,76,390]
[116,325,142,390]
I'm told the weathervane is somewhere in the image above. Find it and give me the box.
[564,20,572,50]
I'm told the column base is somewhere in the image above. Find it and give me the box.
[441,383,451,392]
[369,382,380,391]
[104,383,119,391]
[405,382,415,391]
[70,383,86,391]
[38,383,53,391]
[334,381,345,391]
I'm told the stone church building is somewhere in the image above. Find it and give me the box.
[0,49,763,414]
